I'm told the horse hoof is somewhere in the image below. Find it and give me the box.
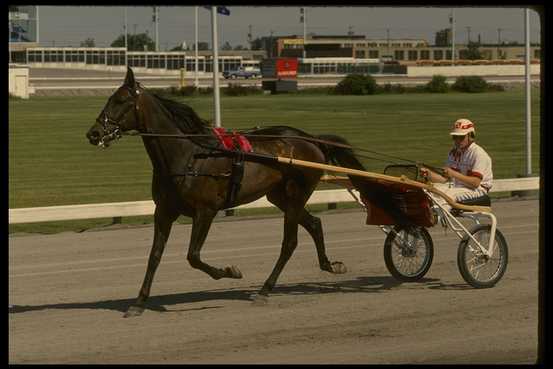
[123,305,144,318]
[225,265,243,279]
[251,294,269,306]
[331,261,347,274]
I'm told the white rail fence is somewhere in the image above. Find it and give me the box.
[9,177,539,224]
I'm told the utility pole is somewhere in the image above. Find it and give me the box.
[248,24,252,49]
[133,24,137,36]
[466,26,471,44]
[524,9,531,176]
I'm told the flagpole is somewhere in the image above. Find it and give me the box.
[211,6,221,127]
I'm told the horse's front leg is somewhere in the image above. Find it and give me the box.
[186,209,244,280]
[124,205,178,318]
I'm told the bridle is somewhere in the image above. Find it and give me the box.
[95,84,143,148]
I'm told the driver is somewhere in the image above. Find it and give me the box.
[422,118,493,210]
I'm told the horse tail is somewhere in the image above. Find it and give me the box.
[316,134,365,170]
[316,134,411,226]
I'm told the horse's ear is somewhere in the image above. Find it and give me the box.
[124,67,136,87]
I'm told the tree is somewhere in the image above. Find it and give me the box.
[233,45,246,50]
[185,42,210,51]
[250,37,264,50]
[111,33,155,51]
[221,41,233,50]
[80,38,95,47]
[434,28,451,47]
[459,41,483,60]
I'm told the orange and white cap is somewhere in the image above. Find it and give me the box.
[450,118,475,136]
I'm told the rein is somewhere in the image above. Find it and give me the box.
[97,83,442,175]
[123,131,442,172]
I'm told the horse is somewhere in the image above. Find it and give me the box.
[86,67,391,318]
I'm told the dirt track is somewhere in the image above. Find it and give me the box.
[9,198,540,364]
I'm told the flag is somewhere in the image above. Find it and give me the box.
[202,6,230,16]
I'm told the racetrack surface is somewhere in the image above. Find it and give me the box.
[9,198,540,364]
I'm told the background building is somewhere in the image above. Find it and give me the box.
[9,5,39,63]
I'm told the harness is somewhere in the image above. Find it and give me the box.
[211,128,253,208]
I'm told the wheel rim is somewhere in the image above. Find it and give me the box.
[463,230,504,283]
[391,229,430,277]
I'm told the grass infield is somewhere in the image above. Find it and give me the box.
[9,87,540,233]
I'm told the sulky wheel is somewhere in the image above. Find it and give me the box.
[383,225,434,282]
[457,224,508,288]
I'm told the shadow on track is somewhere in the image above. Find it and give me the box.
[9,275,440,315]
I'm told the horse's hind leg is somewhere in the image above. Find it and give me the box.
[267,191,347,275]
[298,210,347,274]
[125,204,178,318]
[186,209,243,280]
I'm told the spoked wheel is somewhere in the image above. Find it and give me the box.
[383,226,434,282]
[457,224,508,288]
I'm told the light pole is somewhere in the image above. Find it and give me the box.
[124,7,128,65]
[9,18,12,64]
[497,28,502,58]
[154,7,159,52]
[195,6,199,88]
[524,9,531,176]
[211,6,221,127]
[301,7,307,59]
[450,9,455,64]
[36,6,39,44]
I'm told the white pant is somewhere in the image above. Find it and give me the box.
[432,183,489,212]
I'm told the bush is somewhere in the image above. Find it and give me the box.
[485,83,506,92]
[426,75,449,93]
[294,87,335,95]
[198,87,213,95]
[452,75,488,93]
[377,83,406,94]
[223,83,262,96]
[334,74,377,95]
[177,85,198,96]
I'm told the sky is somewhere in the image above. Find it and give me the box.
[36,6,542,50]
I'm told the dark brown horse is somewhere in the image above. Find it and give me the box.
[86,67,381,317]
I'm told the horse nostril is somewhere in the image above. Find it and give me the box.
[87,130,100,144]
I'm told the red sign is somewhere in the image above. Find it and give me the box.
[276,58,298,79]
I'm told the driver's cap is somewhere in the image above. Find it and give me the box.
[450,118,475,136]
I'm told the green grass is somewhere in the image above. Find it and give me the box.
[9,87,541,233]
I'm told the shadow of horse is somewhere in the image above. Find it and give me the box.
[9,275,443,316]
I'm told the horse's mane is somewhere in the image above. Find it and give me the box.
[152,94,211,134]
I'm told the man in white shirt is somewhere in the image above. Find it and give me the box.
[423,118,493,210]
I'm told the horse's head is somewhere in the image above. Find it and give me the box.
[86,67,145,148]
